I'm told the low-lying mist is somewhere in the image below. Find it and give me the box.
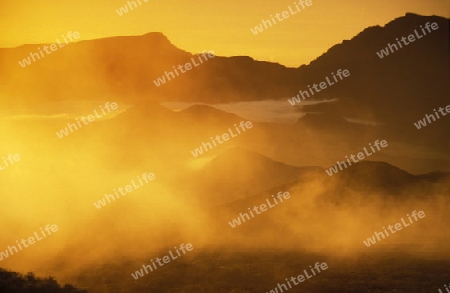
[0,104,448,285]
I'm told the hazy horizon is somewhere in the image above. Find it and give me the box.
[1,2,449,292]
[1,0,449,66]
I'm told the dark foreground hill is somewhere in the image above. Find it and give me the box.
[0,268,87,293]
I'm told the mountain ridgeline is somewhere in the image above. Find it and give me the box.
[0,14,447,108]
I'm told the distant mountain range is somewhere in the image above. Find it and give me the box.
[181,147,320,205]
[182,143,449,206]
[207,157,450,245]
[1,13,448,175]
[1,14,447,108]
[1,14,448,149]
[1,12,449,293]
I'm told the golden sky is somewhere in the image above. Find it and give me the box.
[0,0,448,66]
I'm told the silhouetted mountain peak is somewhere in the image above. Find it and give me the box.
[296,113,363,132]
[349,161,413,176]
[404,12,421,17]
[306,13,448,66]
[139,32,178,47]
[332,161,417,195]
[142,31,169,39]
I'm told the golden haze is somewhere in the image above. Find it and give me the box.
[0,0,448,66]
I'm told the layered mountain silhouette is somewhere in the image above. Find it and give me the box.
[299,13,449,149]
[208,159,449,244]
[1,13,448,154]
[184,147,320,204]
[1,13,447,108]
[1,11,449,293]
[294,112,377,139]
